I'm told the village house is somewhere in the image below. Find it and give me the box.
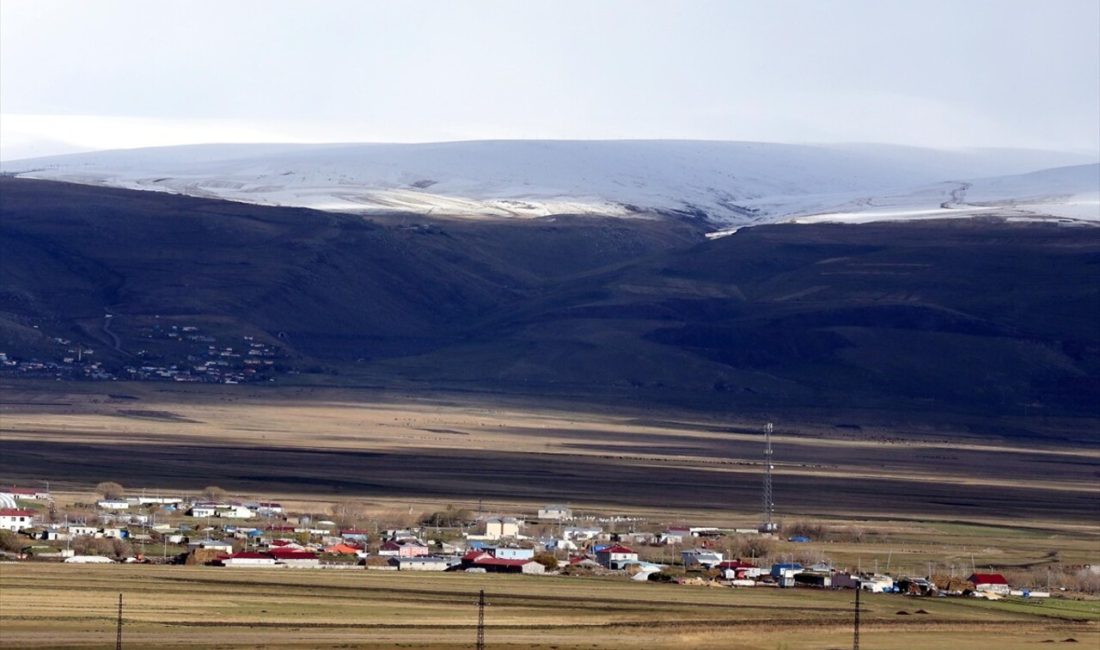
[189,539,234,553]
[484,517,521,540]
[2,487,50,501]
[537,505,572,521]
[0,508,35,532]
[968,573,1011,595]
[486,546,535,561]
[97,499,130,510]
[596,544,638,570]
[396,556,452,571]
[219,551,278,568]
[67,525,99,538]
[269,548,320,568]
[718,560,763,580]
[682,549,724,570]
[215,504,255,519]
[562,526,602,541]
[137,496,183,506]
[339,529,371,542]
[461,550,545,575]
[188,504,219,518]
[771,563,803,588]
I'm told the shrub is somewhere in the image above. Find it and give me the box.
[532,552,559,570]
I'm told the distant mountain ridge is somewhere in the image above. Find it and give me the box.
[4,141,1096,226]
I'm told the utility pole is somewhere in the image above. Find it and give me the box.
[760,422,776,533]
[476,589,486,650]
[115,593,123,650]
[853,586,860,650]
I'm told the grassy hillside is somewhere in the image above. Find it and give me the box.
[2,177,1097,434]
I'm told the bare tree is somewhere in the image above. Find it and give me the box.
[201,486,227,502]
[96,482,125,500]
[330,501,368,528]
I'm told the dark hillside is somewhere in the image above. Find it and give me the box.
[2,178,1097,435]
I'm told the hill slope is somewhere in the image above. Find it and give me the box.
[1,178,1097,435]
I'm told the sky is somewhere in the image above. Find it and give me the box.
[1,0,1098,160]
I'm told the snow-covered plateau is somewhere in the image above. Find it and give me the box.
[3,140,1097,229]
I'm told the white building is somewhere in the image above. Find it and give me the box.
[189,504,218,518]
[596,544,638,570]
[189,539,234,553]
[396,556,451,571]
[221,552,278,567]
[0,508,35,532]
[484,517,520,540]
[563,526,603,541]
[216,505,255,519]
[137,496,183,505]
[97,499,130,510]
[537,505,572,521]
[682,549,724,569]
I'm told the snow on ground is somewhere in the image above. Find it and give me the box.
[3,141,1096,228]
[782,164,1099,227]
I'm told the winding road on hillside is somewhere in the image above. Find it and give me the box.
[101,312,126,355]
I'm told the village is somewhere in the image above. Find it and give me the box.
[0,482,1078,604]
[0,320,285,384]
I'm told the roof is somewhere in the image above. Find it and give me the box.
[717,561,756,569]
[471,556,535,567]
[970,573,1009,585]
[324,543,362,554]
[597,544,636,554]
[0,509,35,517]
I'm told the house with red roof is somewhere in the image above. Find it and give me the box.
[968,573,1010,595]
[717,560,763,580]
[595,544,638,570]
[4,487,49,500]
[460,550,545,574]
[379,539,429,558]
[0,508,36,532]
[269,548,320,567]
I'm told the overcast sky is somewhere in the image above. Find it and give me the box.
[2,0,1098,160]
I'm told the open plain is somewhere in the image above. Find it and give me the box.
[1,564,1097,649]
[1,381,1099,527]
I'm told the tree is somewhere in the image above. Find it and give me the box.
[96,482,125,499]
[420,505,473,528]
[330,501,368,528]
[0,530,26,553]
[201,486,227,502]
[532,552,559,570]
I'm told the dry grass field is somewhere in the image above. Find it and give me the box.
[1,564,1097,649]
[1,381,1097,526]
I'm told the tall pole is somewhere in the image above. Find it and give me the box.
[115,593,123,650]
[853,586,860,650]
[476,589,485,650]
[761,422,775,532]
